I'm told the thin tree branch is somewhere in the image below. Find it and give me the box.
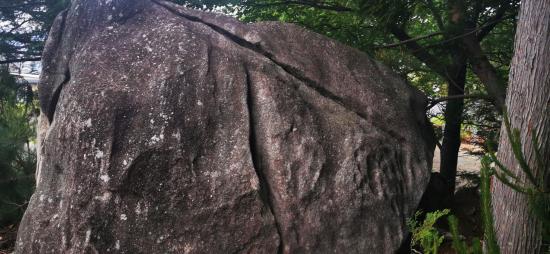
[462,121,500,130]
[427,94,491,109]
[424,0,445,30]
[388,25,447,78]
[462,34,505,111]
[386,14,514,52]
[389,26,466,93]
[387,34,464,94]
[1,19,32,34]
[250,0,354,12]
[472,0,483,28]
[421,23,490,49]
[374,31,443,49]
[477,3,513,41]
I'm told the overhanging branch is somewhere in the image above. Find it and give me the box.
[374,31,443,49]
[477,3,514,41]
[385,15,514,52]
[427,94,491,109]
[250,0,355,12]
[389,25,447,78]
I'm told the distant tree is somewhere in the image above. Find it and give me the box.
[0,0,63,226]
[491,0,550,253]
[0,0,68,64]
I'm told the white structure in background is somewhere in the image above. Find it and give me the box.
[9,61,41,87]
[11,72,40,85]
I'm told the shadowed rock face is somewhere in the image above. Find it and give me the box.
[16,0,435,253]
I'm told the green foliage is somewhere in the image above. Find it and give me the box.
[0,0,66,226]
[236,1,378,54]
[448,215,483,254]
[407,209,449,254]
[358,0,415,26]
[0,0,69,62]
[447,111,549,254]
[446,157,499,254]
[0,0,59,227]
[0,70,37,227]
[480,156,500,253]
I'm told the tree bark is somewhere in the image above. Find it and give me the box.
[390,25,467,197]
[439,61,467,195]
[439,0,468,197]
[492,0,550,253]
[462,34,506,111]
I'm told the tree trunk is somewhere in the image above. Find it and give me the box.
[462,34,506,112]
[439,60,467,196]
[439,0,468,197]
[492,0,550,253]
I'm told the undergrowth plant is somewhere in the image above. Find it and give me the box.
[409,111,548,253]
[485,112,549,252]
[447,156,499,254]
[407,209,449,254]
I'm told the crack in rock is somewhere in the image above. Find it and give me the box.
[244,66,285,254]
[41,9,70,123]
[16,1,435,253]
[151,0,370,123]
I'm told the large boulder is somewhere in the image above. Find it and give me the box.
[16,0,435,253]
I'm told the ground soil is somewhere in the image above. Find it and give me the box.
[432,144,484,254]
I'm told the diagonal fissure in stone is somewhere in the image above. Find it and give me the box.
[150,0,370,123]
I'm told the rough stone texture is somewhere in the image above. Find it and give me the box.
[16,0,435,253]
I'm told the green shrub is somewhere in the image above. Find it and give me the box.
[407,209,449,254]
[444,111,549,254]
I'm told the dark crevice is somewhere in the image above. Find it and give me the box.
[205,44,212,76]
[47,67,71,123]
[151,0,369,123]
[153,0,405,145]
[244,66,284,254]
[44,9,70,124]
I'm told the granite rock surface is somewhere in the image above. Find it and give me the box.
[16,1,435,253]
